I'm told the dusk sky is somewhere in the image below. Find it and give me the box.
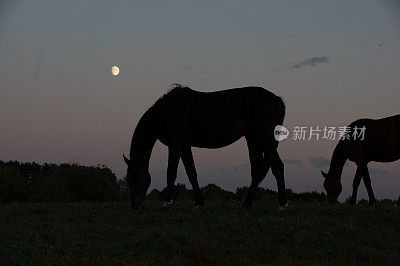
[1,0,400,200]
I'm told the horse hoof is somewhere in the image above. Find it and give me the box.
[278,203,288,211]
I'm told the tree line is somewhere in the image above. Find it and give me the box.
[0,160,120,202]
[0,160,328,203]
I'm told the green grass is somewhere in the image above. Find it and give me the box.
[1,199,400,265]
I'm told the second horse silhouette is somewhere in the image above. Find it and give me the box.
[322,114,400,205]
[123,84,288,210]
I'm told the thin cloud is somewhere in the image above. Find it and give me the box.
[291,56,330,70]
[310,156,350,169]
[309,156,331,168]
[210,163,250,175]
[213,160,302,175]
[369,168,388,175]
[0,0,18,34]
[182,64,192,71]
[283,159,302,166]
[33,52,45,79]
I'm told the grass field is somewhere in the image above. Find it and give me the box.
[1,199,400,265]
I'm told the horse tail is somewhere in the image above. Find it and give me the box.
[274,96,286,126]
[266,95,286,151]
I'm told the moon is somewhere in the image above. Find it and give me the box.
[111,66,120,76]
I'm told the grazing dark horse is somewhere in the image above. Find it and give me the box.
[321,114,400,205]
[123,84,287,210]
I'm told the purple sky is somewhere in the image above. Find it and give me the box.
[1,0,400,200]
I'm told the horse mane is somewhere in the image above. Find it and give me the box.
[164,83,191,98]
[147,84,192,111]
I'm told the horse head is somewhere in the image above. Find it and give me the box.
[123,154,151,210]
[321,170,342,204]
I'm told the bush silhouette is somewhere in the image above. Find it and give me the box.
[0,163,25,202]
[201,183,236,201]
[152,183,327,203]
[0,160,328,203]
[0,160,119,202]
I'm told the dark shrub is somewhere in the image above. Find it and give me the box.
[117,178,130,201]
[0,160,120,202]
[201,183,235,201]
[159,183,188,201]
[0,164,25,202]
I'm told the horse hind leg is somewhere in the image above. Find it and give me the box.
[362,167,376,205]
[350,164,364,205]
[267,149,288,209]
[181,147,204,206]
[243,138,268,209]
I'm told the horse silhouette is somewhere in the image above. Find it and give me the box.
[123,84,287,210]
[322,114,400,205]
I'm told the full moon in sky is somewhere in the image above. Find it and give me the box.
[111,66,120,76]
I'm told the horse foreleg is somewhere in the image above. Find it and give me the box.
[350,165,364,205]
[181,147,204,206]
[362,167,376,205]
[166,146,181,203]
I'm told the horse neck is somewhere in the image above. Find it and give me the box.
[130,112,158,171]
[328,142,348,180]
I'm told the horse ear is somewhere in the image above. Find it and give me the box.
[321,170,328,178]
[123,154,130,165]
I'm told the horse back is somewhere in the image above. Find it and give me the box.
[153,86,285,148]
[346,114,400,162]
